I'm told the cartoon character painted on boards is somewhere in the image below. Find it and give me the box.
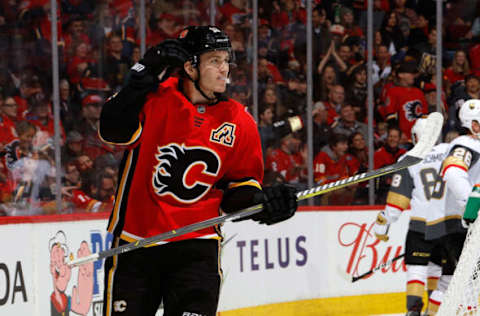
[49,230,93,316]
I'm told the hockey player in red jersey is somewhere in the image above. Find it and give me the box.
[99,26,297,316]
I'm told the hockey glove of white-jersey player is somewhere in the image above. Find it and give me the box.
[373,206,401,241]
[235,184,298,225]
[128,39,189,90]
[373,211,395,241]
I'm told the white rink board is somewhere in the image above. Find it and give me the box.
[0,208,410,315]
[219,210,409,311]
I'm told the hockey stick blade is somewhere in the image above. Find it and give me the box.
[68,113,442,267]
[349,253,405,283]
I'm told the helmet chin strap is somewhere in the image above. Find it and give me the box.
[193,79,217,102]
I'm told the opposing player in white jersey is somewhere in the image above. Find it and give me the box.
[374,117,451,316]
[427,99,480,315]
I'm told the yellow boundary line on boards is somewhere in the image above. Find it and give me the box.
[218,292,410,316]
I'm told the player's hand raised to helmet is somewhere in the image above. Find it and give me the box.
[127,39,189,90]
[141,39,189,76]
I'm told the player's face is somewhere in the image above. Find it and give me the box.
[198,50,230,95]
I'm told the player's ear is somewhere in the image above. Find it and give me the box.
[184,61,198,80]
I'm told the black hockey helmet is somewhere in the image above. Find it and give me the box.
[178,26,232,67]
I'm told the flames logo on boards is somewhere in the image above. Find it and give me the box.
[152,143,220,203]
[403,100,424,121]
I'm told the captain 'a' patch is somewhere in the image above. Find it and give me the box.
[210,122,236,147]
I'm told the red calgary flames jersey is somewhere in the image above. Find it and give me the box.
[265,148,303,183]
[383,86,428,139]
[106,78,263,243]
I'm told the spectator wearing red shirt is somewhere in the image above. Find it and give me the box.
[383,61,428,140]
[323,84,345,125]
[14,74,44,121]
[374,126,406,204]
[0,96,19,146]
[270,0,306,29]
[147,13,181,47]
[219,0,248,25]
[313,133,358,204]
[374,127,406,168]
[444,50,470,90]
[26,94,66,146]
[109,0,133,21]
[313,133,358,185]
[67,41,96,84]
[340,7,364,38]
[258,57,285,86]
[63,16,91,58]
[469,42,480,75]
[265,133,305,184]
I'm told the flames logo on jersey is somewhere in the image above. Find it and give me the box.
[403,100,424,121]
[152,143,220,203]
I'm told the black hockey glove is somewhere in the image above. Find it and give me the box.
[245,184,298,225]
[127,39,189,90]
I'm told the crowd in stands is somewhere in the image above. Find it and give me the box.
[0,0,478,214]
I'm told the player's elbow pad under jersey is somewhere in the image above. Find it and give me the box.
[100,86,149,143]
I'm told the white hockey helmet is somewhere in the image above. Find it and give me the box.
[411,116,428,145]
[459,99,480,136]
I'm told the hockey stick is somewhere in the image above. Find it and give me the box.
[68,112,443,267]
[338,253,405,283]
